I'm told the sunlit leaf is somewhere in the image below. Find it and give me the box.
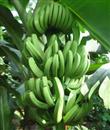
[86,63,110,89]
[99,76,110,109]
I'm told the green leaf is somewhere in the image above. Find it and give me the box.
[0,5,23,49]
[11,0,29,8]
[0,57,7,74]
[88,63,104,74]
[0,87,11,130]
[86,63,110,89]
[0,0,29,8]
[0,40,26,79]
[88,80,100,100]
[62,0,110,51]
[99,76,110,109]
[19,0,29,8]
[0,40,21,65]
[0,0,11,8]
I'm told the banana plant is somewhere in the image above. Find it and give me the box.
[0,0,110,130]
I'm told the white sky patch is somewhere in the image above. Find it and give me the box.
[86,39,99,52]
[80,31,99,52]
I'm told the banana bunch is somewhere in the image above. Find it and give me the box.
[22,76,65,123]
[23,76,55,108]
[33,1,73,34]
[63,100,93,125]
[43,36,64,77]
[22,75,94,126]
[69,44,90,78]
[43,35,90,79]
[63,40,90,78]
[22,33,90,79]
[21,34,44,67]
[21,1,92,126]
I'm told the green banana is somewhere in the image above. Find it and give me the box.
[41,76,48,88]
[53,77,64,98]
[42,86,55,107]
[26,11,35,33]
[35,78,43,100]
[52,54,59,77]
[63,40,72,61]
[65,11,73,32]
[42,76,54,107]
[76,58,90,78]
[47,34,57,47]
[34,7,45,34]
[75,55,88,78]
[43,4,50,31]
[59,6,67,30]
[63,104,79,123]
[44,57,53,77]
[62,7,73,32]
[65,50,74,77]
[51,3,59,27]
[58,50,65,77]
[64,77,71,86]
[68,76,85,90]
[25,38,43,62]
[39,5,47,33]
[72,103,87,122]
[73,45,88,77]
[67,79,79,90]
[28,57,43,77]
[55,3,63,29]
[26,78,35,92]
[44,46,53,64]
[52,40,59,55]
[53,98,64,123]
[70,40,78,58]
[48,3,54,25]
[24,91,49,109]
[70,52,81,77]
[42,77,55,106]
[31,34,44,54]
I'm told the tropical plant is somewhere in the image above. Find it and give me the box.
[0,0,110,130]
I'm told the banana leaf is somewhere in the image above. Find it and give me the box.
[62,0,110,51]
[0,87,11,130]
